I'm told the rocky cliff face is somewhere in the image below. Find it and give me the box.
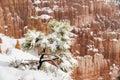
[0,0,120,80]
[72,53,110,80]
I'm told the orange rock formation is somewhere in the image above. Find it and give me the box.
[0,0,120,80]
[15,40,20,49]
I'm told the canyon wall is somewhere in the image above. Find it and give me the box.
[0,0,120,80]
[1,0,119,38]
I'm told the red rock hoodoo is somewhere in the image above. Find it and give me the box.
[0,0,120,80]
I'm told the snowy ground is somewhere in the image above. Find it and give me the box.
[0,34,72,80]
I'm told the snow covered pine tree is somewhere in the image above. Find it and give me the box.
[22,20,78,73]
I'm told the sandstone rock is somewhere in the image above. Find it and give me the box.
[15,40,21,49]
[0,0,120,80]
[0,38,2,43]
[72,53,110,80]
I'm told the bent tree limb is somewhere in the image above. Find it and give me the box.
[37,48,60,69]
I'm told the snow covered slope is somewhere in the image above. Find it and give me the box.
[0,34,72,80]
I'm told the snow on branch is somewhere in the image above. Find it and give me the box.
[22,19,75,53]
[22,20,78,73]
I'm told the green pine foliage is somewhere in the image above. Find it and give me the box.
[22,20,78,73]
